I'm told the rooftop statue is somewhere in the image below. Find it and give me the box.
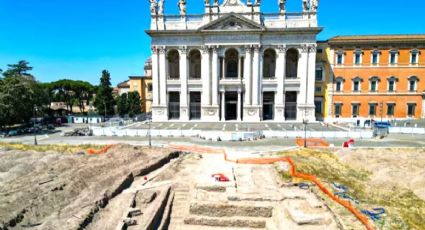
[177,0,186,15]
[278,0,286,13]
[204,0,209,6]
[302,0,309,11]
[149,0,157,15]
[214,0,219,6]
[255,0,261,5]
[158,0,164,14]
[310,0,319,11]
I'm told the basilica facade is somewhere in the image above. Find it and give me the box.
[147,0,321,122]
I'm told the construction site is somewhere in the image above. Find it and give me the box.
[0,141,424,230]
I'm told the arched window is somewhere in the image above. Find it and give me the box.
[263,49,276,79]
[225,49,239,78]
[189,49,201,79]
[354,49,363,65]
[285,48,298,79]
[336,50,345,65]
[387,76,398,92]
[167,49,180,79]
[389,49,398,65]
[335,77,345,92]
[352,77,363,92]
[371,50,380,65]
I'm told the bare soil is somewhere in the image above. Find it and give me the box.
[0,145,174,230]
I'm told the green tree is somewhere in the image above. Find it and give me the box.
[94,70,114,117]
[127,92,141,118]
[3,60,34,80]
[116,93,129,117]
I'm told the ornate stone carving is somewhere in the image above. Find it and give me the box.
[309,44,317,53]
[277,45,287,53]
[204,0,210,6]
[149,0,157,15]
[301,44,309,53]
[204,109,217,116]
[211,45,219,53]
[247,109,257,116]
[159,46,166,54]
[214,0,219,5]
[253,45,261,52]
[302,0,308,11]
[201,46,209,54]
[151,46,158,54]
[179,46,188,54]
[177,0,186,15]
[255,0,261,6]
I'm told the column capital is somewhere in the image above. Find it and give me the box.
[277,45,287,53]
[301,44,309,53]
[201,46,210,54]
[151,46,158,54]
[210,45,219,53]
[253,44,261,53]
[158,46,167,54]
[179,46,188,54]
[308,44,317,53]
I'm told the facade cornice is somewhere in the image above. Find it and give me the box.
[145,27,323,36]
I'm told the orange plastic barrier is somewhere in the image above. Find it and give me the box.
[169,144,374,230]
[86,145,115,155]
[296,138,330,148]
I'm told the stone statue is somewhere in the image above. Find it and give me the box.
[158,0,164,14]
[278,0,285,13]
[214,0,219,5]
[302,0,309,11]
[177,0,186,15]
[310,0,319,11]
[204,0,209,6]
[149,0,157,15]
[255,0,261,5]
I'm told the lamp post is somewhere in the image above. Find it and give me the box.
[303,118,308,148]
[148,117,152,148]
[33,106,38,145]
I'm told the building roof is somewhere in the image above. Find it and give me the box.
[129,75,152,80]
[117,80,130,88]
[328,34,425,46]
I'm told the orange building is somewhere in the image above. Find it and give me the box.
[326,35,425,122]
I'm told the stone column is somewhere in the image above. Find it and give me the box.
[297,44,315,122]
[179,46,189,121]
[201,46,211,106]
[159,46,167,106]
[306,44,317,120]
[244,46,252,105]
[151,46,159,106]
[221,91,225,121]
[252,45,260,106]
[238,56,242,79]
[237,89,242,121]
[212,46,219,106]
[222,57,225,79]
[275,45,286,121]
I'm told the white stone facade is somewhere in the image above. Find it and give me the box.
[148,0,321,122]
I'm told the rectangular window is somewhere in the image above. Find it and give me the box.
[390,53,397,64]
[369,104,376,116]
[388,80,395,92]
[337,54,343,65]
[411,53,418,64]
[147,84,152,92]
[168,92,180,120]
[408,104,416,116]
[355,53,361,65]
[336,81,342,92]
[335,104,342,116]
[353,81,360,92]
[315,100,323,114]
[371,81,377,92]
[352,104,359,117]
[387,104,395,116]
[315,86,322,93]
[315,68,323,81]
[409,80,416,91]
[372,53,378,64]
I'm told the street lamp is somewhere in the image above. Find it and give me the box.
[303,118,308,148]
[33,106,38,145]
[148,117,152,148]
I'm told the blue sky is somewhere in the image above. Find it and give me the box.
[0,0,424,86]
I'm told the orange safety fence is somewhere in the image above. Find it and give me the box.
[169,144,374,230]
[86,145,115,155]
[295,138,330,148]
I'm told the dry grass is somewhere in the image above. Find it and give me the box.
[0,142,100,154]
[278,148,425,230]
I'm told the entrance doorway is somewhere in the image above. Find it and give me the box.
[168,92,180,120]
[189,92,201,120]
[225,92,238,120]
[285,92,297,120]
[263,92,275,120]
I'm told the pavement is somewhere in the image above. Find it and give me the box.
[1,124,424,149]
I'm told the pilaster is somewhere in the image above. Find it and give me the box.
[275,45,286,122]
[179,46,189,121]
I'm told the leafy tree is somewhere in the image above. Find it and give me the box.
[48,79,94,114]
[3,60,34,80]
[127,92,141,118]
[116,93,129,117]
[94,70,114,117]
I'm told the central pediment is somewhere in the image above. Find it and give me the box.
[198,14,265,32]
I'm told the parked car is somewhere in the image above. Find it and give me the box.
[7,130,18,137]
[0,131,6,138]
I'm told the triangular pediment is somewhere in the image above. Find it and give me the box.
[198,14,265,32]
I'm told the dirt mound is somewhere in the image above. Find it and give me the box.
[0,144,174,230]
